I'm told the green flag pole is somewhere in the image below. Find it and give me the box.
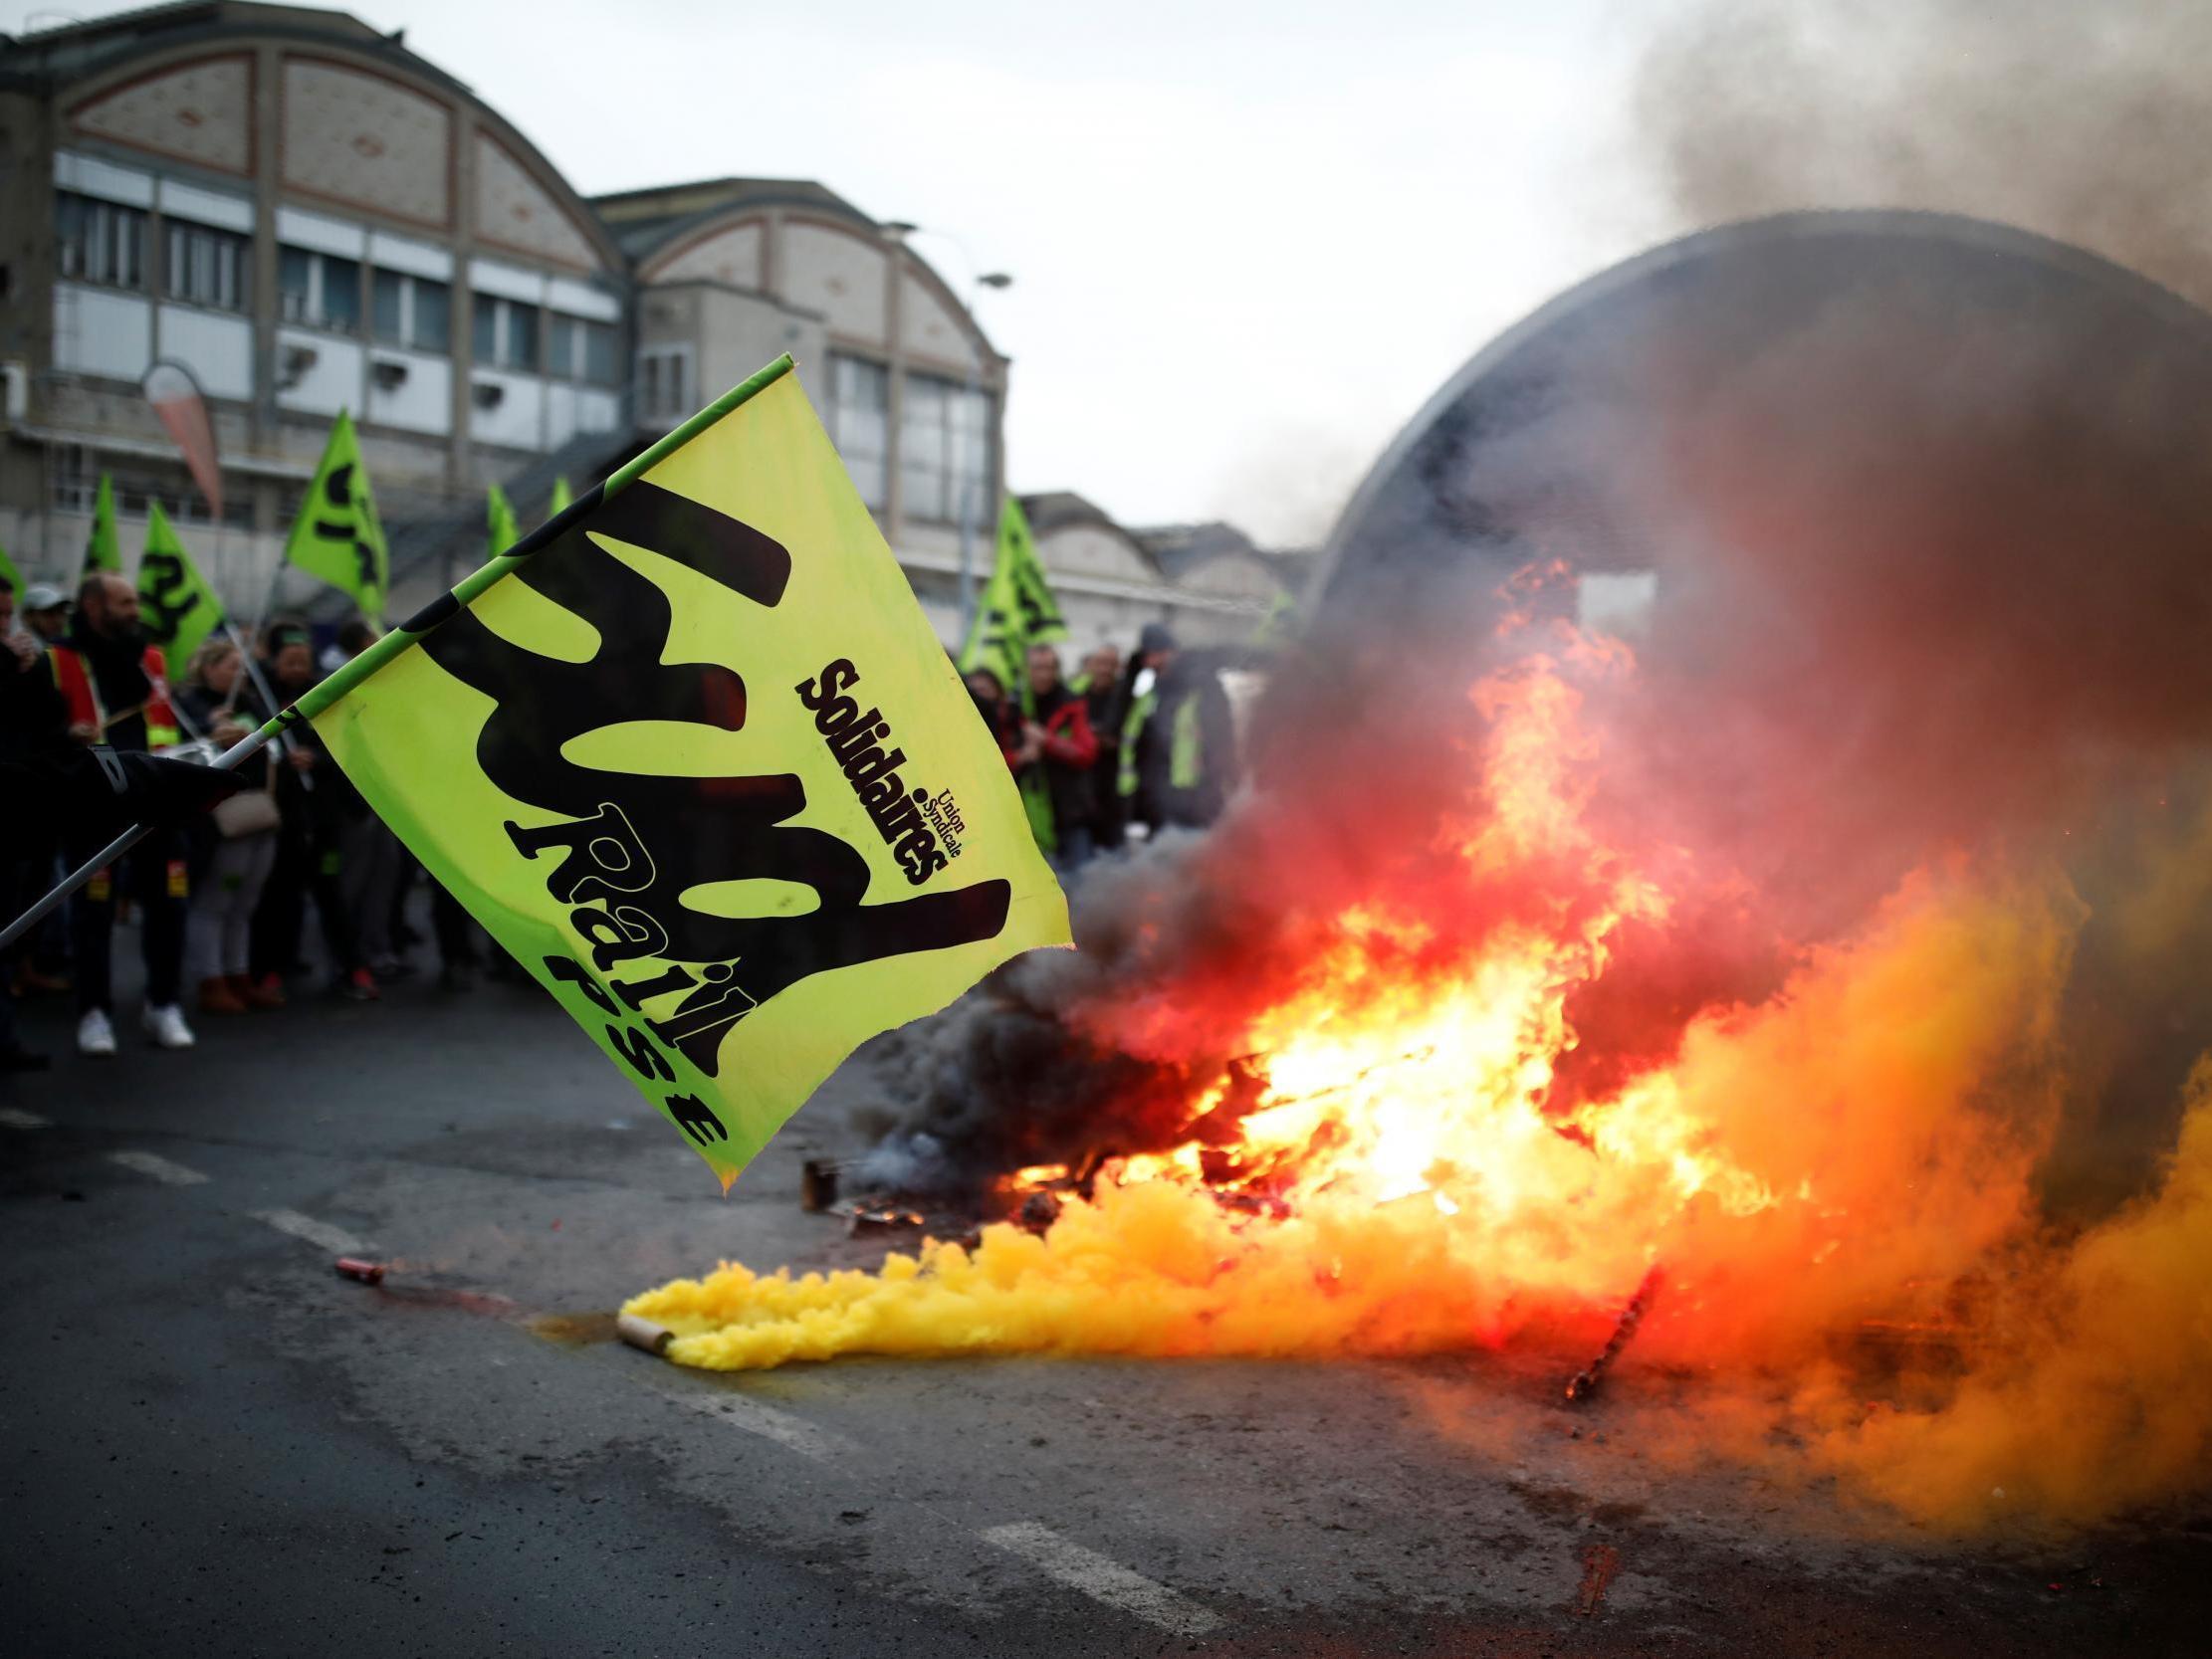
[0,355,796,955]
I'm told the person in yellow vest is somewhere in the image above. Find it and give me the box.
[1070,644,1126,852]
[49,572,195,1055]
[1120,623,1237,835]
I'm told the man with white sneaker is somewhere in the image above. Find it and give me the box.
[49,573,196,1056]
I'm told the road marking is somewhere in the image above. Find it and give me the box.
[0,1108,52,1129]
[252,1208,367,1254]
[109,1149,210,1185]
[980,1522,1224,1637]
[663,1386,862,1465]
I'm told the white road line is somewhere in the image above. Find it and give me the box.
[252,1208,367,1254]
[663,1387,862,1466]
[0,1108,52,1129]
[980,1522,1224,1637]
[108,1149,210,1185]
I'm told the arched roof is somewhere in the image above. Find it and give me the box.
[10,0,624,274]
[1313,209,2212,613]
[609,176,1002,371]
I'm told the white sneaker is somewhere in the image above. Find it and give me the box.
[140,1003,197,1050]
[77,1009,118,1057]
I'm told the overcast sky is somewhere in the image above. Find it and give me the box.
[9,0,1680,544]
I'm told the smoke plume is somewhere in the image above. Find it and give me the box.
[639,0,2212,1533]
[1637,0,2212,311]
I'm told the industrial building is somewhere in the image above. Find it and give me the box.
[0,1,1297,646]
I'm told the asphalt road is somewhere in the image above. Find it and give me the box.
[4,926,2208,1658]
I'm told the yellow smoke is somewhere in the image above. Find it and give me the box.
[629,865,2212,1527]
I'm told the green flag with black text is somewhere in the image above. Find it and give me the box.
[286,412,389,622]
[0,537,22,600]
[298,358,1069,1187]
[136,504,226,682]
[83,474,121,579]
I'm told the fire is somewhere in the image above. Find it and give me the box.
[626,610,2212,1531]
[976,635,1777,1253]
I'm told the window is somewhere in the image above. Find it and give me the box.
[163,221,249,312]
[278,246,361,332]
[899,371,992,523]
[371,269,451,351]
[826,353,889,510]
[580,319,617,385]
[56,191,147,290]
[547,313,621,385]
[472,295,540,371]
[638,344,691,424]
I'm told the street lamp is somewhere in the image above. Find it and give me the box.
[882,221,1012,634]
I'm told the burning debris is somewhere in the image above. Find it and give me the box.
[1563,1269,1662,1405]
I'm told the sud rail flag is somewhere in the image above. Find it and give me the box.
[137,504,224,681]
[287,411,390,622]
[286,356,1069,1185]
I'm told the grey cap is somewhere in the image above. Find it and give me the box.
[22,582,68,612]
[1138,622,1178,654]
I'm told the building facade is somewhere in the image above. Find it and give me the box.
[0,2,1301,647]
[1018,492,1295,657]
[600,177,1006,643]
[0,2,631,612]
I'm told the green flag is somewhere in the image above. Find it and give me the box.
[136,504,226,682]
[0,537,22,600]
[957,497,1068,851]
[83,474,121,579]
[285,411,389,622]
[549,476,573,518]
[958,497,1067,719]
[488,482,521,559]
[294,356,1069,1187]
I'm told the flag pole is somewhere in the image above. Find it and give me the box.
[0,355,797,955]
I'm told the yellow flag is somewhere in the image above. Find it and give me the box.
[304,358,1069,1186]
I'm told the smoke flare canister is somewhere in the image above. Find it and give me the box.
[617,1312,674,1356]
[333,1257,386,1285]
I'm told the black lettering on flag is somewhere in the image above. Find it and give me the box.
[138,548,201,649]
[314,463,379,596]
[432,481,1012,1075]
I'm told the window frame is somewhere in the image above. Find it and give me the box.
[825,351,891,512]
[277,244,363,334]
[636,343,694,426]
[371,267,452,352]
[898,369,994,526]
[162,219,250,314]
[56,191,149,292]
[471,294,543,373]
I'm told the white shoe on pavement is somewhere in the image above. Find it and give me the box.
[77,1008,118,1057]
[140,1003,197,1050]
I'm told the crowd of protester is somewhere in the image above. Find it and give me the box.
[2,567,1239,1070]
[0,572,489,1071]
[963,621,1238,878]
